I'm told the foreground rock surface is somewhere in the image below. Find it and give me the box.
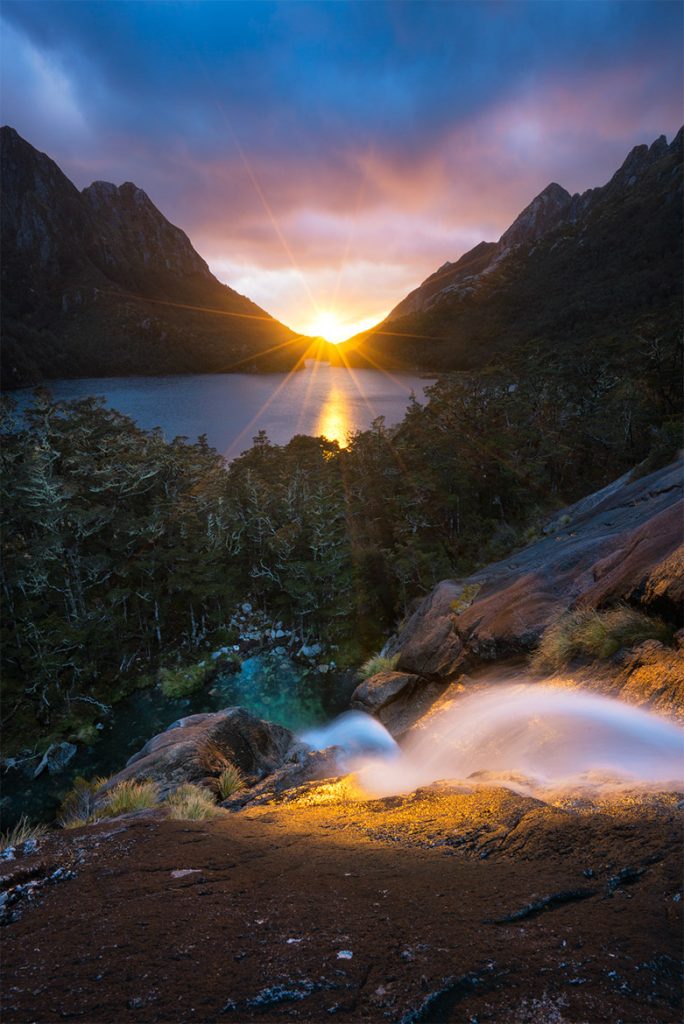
[1,783,681,1023]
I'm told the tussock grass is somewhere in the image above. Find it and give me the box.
[59,775,158,827]
[216,763,244,800]
[1,815,48,850]
[58,775,110,828]
[533,605,673,671]
[165,783,224,820]
[197,737,234,775]
[104,779,159,816]
[358,652,400,679]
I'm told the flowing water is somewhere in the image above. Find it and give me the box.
[304,683,684,798]
[10,366,435,458]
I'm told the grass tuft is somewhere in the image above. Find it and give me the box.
[533,605,673,671]
[104,779,159,816]
[216,763,244,800]
[196,737,234,775]
[58,775,110,828]
[165,783,224,820]
[358,652,400,679]
[58,775,157,827]
[0,815,48,850]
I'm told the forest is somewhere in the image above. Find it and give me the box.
[1,320,681,753]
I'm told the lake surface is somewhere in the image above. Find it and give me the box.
[13,365,435,458]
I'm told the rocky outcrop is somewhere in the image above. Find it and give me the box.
[102,707,298,798]
[350,670,446,737]
[597,639,684,721]
[385,581,466,677]
[358,458,683,734]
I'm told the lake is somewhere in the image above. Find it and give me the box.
[12,365,436,458]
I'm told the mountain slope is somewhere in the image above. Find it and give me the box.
[345,130,683,372]
[0,127,309,386]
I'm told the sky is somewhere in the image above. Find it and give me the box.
[1,0,682,340]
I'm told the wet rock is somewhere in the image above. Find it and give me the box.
[351,671,447,738]
[102,707,297,799]
[33,742,78,778]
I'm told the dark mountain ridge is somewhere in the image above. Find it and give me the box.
[0,126,312,387]
[345,129,683,372]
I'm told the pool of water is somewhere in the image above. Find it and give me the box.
[1,654,355,829]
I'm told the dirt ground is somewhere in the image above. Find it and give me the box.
[1,782,682,1024]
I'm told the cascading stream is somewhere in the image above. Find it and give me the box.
[301,684,684,798]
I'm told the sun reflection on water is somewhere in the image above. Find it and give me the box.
[314,384,351,447]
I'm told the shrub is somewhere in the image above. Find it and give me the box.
[533,605,674,670]
[0,815,48,850]
[158,662,214,698]
[358,652,400,679]
[165,783,224,820]
[216,764,244,800]
[104,779,159,816]
[58,775,110,828]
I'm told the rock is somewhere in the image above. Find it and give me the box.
[351,671,447,738]
[222,747,341,809]
[608,641,684,720]
[241,603,253,614]
[102,707,297,799]
[365,459,683,728]
[627,542,684,622]
[383,581,464,678]
[33,742,78,778]
[300,643,323,659]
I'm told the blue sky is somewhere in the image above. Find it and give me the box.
[1,1,681,334]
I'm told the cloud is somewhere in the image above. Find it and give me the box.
[1,1,681,330]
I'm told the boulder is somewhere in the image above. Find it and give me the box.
[102,707,297,798]
[383,581,464,677]
[351,671,447,738]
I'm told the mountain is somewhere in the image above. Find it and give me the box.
[345,130,683,372]
[0,127,312,387]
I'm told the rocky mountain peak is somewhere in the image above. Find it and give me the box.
[1,127,299,385]
[610,132,679,190]
[499,181,572,250]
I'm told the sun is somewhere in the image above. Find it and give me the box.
[305,311,350,344]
